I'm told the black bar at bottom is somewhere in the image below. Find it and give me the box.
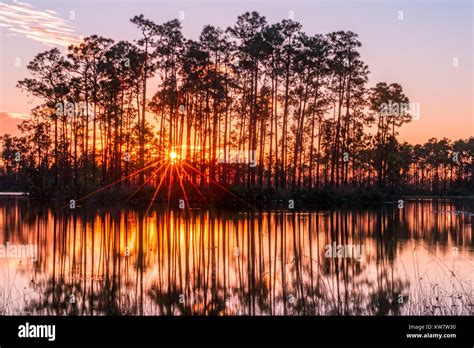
[0,316,472,346]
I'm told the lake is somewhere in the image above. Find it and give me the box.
[0,197,472,315]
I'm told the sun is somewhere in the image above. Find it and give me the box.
[169,151,178,161]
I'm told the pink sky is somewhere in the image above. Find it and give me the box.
[1,0,472,144]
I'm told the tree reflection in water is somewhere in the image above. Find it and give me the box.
[0,198,472,315]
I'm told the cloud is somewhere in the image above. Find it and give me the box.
[3,111,29,120]
[0,112,27,136]
[0,1,82,47]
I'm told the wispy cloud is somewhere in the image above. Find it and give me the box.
[0,112,27,136]
[2,111,29,120]
[0,1,82,47]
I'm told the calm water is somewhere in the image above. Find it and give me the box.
[0,198,472,316]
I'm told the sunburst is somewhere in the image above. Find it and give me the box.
[58,146,256,213]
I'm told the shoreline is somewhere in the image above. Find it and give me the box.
[1,190,473,211]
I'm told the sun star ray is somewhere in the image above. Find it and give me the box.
[145,163,171,215]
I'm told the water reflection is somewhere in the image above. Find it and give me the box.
[0,198,472,315]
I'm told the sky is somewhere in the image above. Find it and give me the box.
[0,0,472,144]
